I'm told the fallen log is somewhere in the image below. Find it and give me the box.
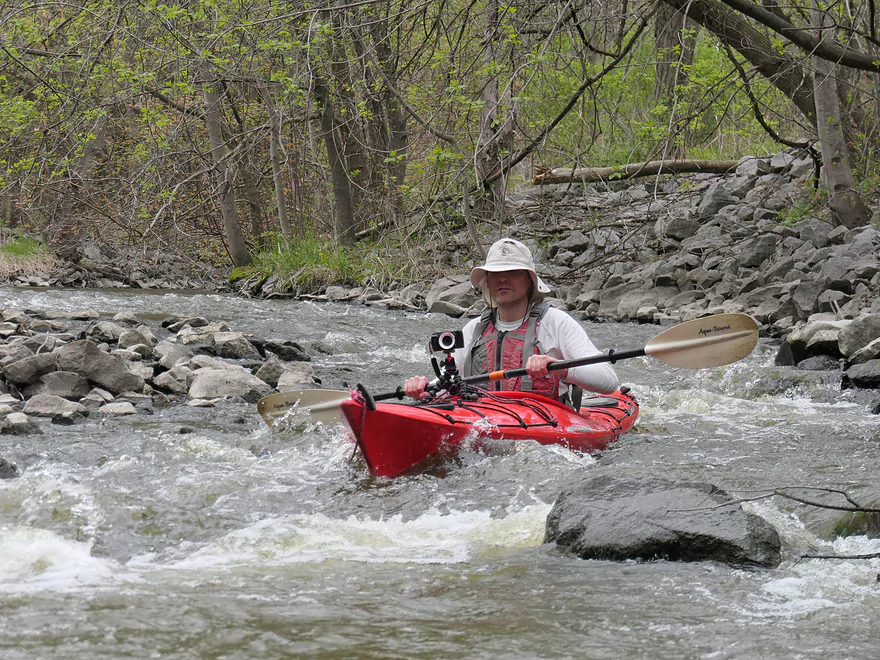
[534,159,739,185]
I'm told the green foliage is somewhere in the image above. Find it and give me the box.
[0,236,44,258]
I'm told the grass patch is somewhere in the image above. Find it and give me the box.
[233,233,411,291]
[0,236,44,257]
[0,236,60,279]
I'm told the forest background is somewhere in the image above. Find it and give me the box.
[1,0,879,292]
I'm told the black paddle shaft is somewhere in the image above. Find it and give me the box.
[462,346,647,385]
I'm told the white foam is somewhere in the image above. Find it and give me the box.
[133,505,552,571]
[0,526,120,593]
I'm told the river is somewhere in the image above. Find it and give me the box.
[1,287,878,659]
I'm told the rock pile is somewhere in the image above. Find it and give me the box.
[0,307,319,435]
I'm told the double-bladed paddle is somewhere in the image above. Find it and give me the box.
[257,312,759,429]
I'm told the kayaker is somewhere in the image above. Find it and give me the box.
[404,237,619,405]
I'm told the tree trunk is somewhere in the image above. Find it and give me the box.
[810,5,869,229]
[256,83,292,239]
[314,80,356,245]
[654,1,697,158]
[201,65,251,267]
[475,0,513,225]
[238,155,266,247]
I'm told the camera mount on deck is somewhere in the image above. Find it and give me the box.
[427,330,466,395]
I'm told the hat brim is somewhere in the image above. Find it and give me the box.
[472,266,551,306]
[470,265,551,293]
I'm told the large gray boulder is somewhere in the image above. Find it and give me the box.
[838,313,880,357]
[54,340,145,395]
[545,472,781,567]
[22,394,89,417]
[425,275,479,317]
[187,368,273,403]
[843,360,880,389]
[2,352,56,386]
[23,371,91,400]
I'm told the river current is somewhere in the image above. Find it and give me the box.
[0,287,878,659]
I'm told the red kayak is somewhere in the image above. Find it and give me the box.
[340,387,639,477]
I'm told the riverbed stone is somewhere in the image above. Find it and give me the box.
[545,472,781,567]
[187,368,273,403]
[276,363,320,390]
[212,332,262,360]
[22,371,91,400]
[87,321,125,343]
[54,340,145,395]
[254,354,286,388]
[2,352,57,386]
[258,339,310,362]
[843,360,880,389]
[838,313,880,357]
[153,365,193,394]
[23,394,89,418]
[1,413,40,435]
[0,457,20,477]
[98,401,138,415]
[849,338,880,365]
[119,327,157,350]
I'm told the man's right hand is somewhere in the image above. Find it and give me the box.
[403,376,430,399]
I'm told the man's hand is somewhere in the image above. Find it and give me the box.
[403,376,431,399]
[526,354,567,380]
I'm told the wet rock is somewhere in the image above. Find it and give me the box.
[276,363,320,390]
[545,472,781,567]
[838,313,880,357]
[1,413,40,435]
[55,340,145,395]
[0,457,21,477]
[2,352,57,386]
[187,368,273,403]
[843,360,880,389]
[99,401,138,416]
[795,355,841,371]
[259,339,310,363]
[23,394,89,418]
[254,354,286,388]
[213,332,261,360]
[22,371,91,400]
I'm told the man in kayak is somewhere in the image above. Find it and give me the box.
[404,237,619,406]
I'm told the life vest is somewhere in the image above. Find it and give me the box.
[462,302,560,398]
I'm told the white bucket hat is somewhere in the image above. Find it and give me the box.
[470,238,551,305]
